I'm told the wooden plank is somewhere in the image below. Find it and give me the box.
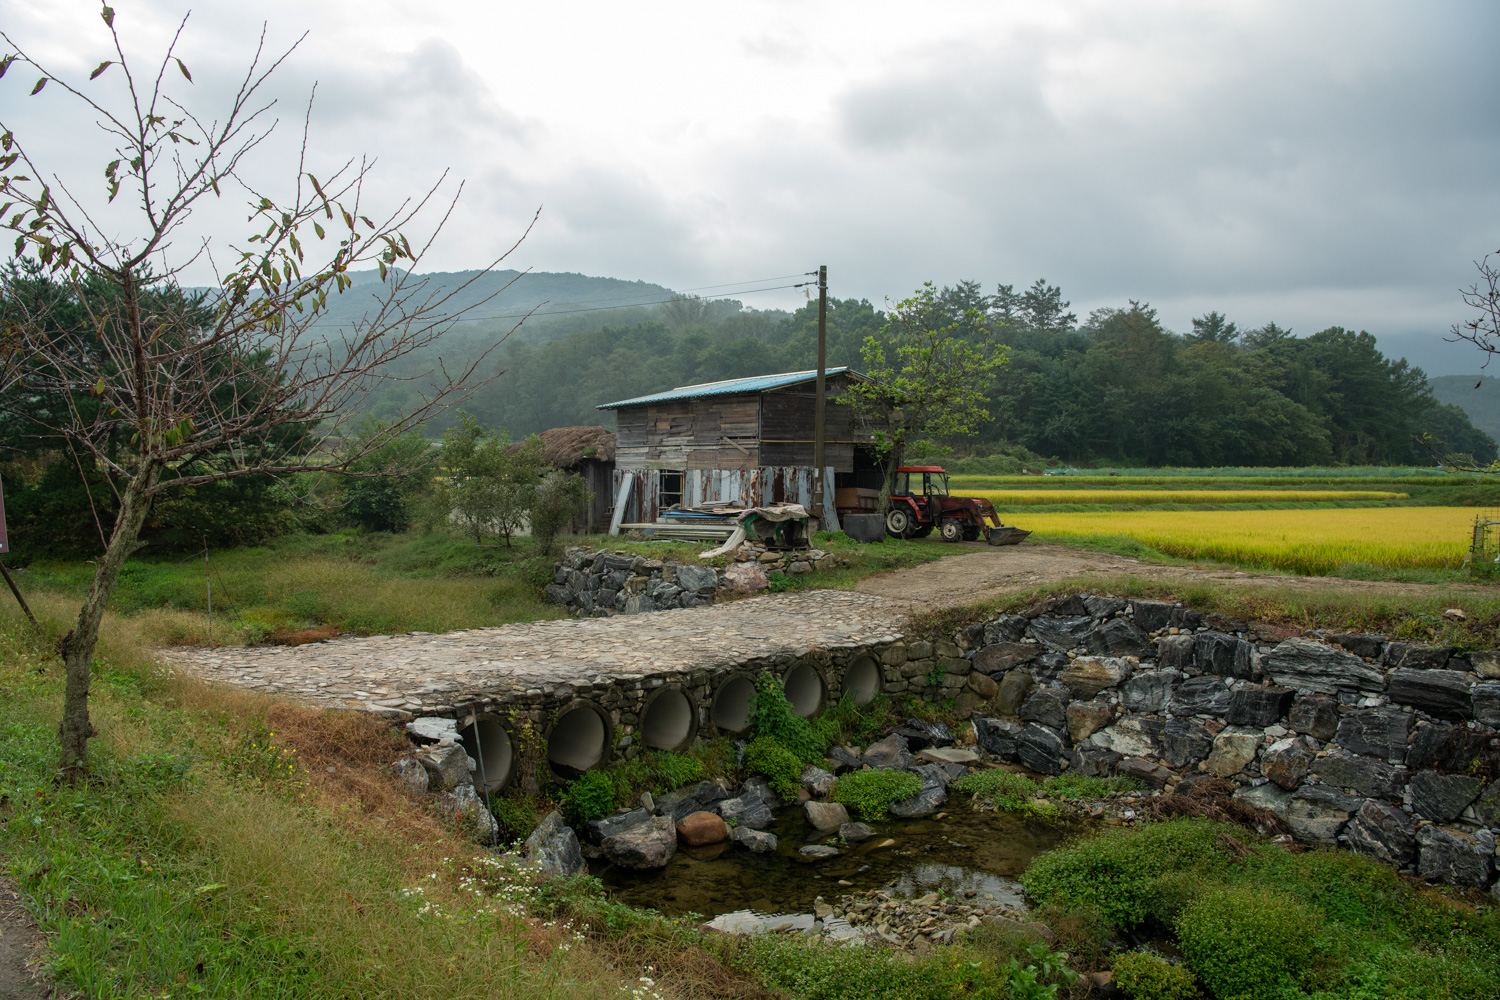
[608,471,634,535]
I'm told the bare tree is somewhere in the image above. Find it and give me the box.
[1451,251,1500,363]
[0,8,531,779]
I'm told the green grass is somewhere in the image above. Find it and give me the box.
[830,769,924,820]
[949,769,1142,815]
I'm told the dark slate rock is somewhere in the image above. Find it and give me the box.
[994,669,1035,716]
[1263,638,1385,694]
[1387,668,1473,721]
[1475,779,1500,827]
[1172,607,1203,630]
[1083,595,1128,618]
[889,763,948,817]
[1119,669,1184,714]
[972,717,1024,761]
[1232,783,1293,823]
[825,746,863,775]
[674,563,719,593]
[982,615,1029,645]
[1288,694,1340,741]
[1226,685,1295,727]
[1131,601,1177,632]
[1087,618,1153,658]
[1069,745,1123,777]
[1383,642,1454,671]
[862,734,914,770]
[1029,616,1096,651]
[1050,594,1093,617]
[1016,724,1067,775]
[1157,634,1196,671]
[1288,785,1362,845]
[1335,708,1410,764]
[1345,799,1417,868]
[572,590,596,613]
[597,588,619,608]
[585,808,651,844]
[1195,631,1254,679]
[718,794,773,830]
[1409,771,1484,823]
[1169,675,1232,717]
[1471,681,1500,727]
[543,583,571,605]
[1417,825,1496,887]
[972,642,1039,675]
[1116,756,1174,788]
[743,776,787,810]
[1326,632,1386,660]
[1029,651,1069,685]
[601,815,678,869]
[1311,746,1406,799]
[1406,722,1494,771]
[902,718,955,748]
[1262,736,1320,790]
[1019,687,1070,731]
[523,810,588,877]
[1161,718,1215,768]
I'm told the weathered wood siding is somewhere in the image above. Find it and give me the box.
[613,466,819,523]
[757,375,868,471]
[614,395,760,471]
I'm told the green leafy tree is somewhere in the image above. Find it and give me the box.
[529,469,590,556]
[340,420,434,533]
[840,282,1008,508]
[435,414,543,546]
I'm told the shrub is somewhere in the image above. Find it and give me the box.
[1175,886,1317,1000]
[1043,772,1143,800]
[951,768,1039,810]
[748,673,826,762]
[488,795,540,847]
[744,736,805,800]
[831,769,923,820]
[559,769,619,822]
[1111,951,1199,1000]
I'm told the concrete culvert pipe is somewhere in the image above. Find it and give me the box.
[843,655,881,706]
[712,675,756,733]
[459,717,513,793]
[783,662,824,718]
[547,704,609,776]
[642,686,697,751]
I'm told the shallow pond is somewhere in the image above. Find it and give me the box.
[593,805,1073,919]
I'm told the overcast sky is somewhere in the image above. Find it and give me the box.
[3,1,1498,373]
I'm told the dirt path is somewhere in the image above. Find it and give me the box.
[854,540,1491,610]
[0,879,49,1000]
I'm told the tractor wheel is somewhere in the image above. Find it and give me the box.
[911,524,934,538]
[962,523,981,542]
[940,519,964,543]
[885,507,914,538]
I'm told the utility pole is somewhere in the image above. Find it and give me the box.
[812,265,828,521]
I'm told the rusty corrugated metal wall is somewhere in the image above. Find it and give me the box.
[612,466,818,523]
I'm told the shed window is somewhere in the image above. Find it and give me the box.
[658,470,684,509]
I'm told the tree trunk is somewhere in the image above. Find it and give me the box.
[58,464,157,781]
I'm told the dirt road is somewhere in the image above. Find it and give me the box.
[854,540,1489,610]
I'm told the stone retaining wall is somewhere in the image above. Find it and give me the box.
[940,593,1499,895]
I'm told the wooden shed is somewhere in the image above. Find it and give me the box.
[532,425,616,533]
[595,367,880,525]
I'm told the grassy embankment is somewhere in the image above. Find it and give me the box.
[9,528,947,648]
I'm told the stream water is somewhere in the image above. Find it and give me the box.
[594,806,1073,919]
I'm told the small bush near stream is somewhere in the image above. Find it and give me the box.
[951,769,1141,813]
[831,769,924,820]
[1110,951,1198,1000]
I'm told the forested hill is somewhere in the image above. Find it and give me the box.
[361,276,1495,468]
[1430,375,1500,445]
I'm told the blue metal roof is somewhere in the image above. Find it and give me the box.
[595,367,859,409]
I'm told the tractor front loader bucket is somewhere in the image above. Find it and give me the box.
[987,526,1031,546]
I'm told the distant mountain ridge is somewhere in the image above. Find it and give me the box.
[1429,374,1500,443]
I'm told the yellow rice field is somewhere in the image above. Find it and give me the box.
[1012,506,1474,574]
[972,489,1406,506]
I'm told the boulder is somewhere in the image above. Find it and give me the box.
[800,765,836,797]
[1311,746,1406,799]
[723,561,770,592]
[1335,708,1410,764]
[1387,669,1473,721]
[654,780,731,822]
[842,513,885,543]
[972,642,1039,675]
[543,583,571,605]
[1030,651,1069,685]
[1288,694,1340,741]
[1168,676,1232,717]
[1383,642,1454,671]
[1087,618,1153,658]
[1205,728,1261,777]
[889,769,948,818]
[1325,632,1386,660]
[1161,718,1215,768]
[902,718,956,748]
[676,811,728,846]
[918,746,980,765]
[1345,799,1417,868]
[994,669,1035,716]
[973,717,1024,760]
[1406,722,1493,771]
[1232,782,1292,823]
[1417,825,1495,887]
[1016,723,1068,775]
[1090,716,1164,759]
[440,783,501,843]
[1471,650,1500,679]
[967,671,1000,699]
[585,808,652,843]
[602,815,678,869]
[862,733,914,770]
[1119,669,1183,714]
[730,825,778,853]
[1028,616,1096,651]
[742,776,786,809]
[1261,736,1319,790]
[1116,757,1174,788]
[1195,631,1254,679]
[1475,779,1500,827]
[1264,638,1385,694]
[405,716,461,744]
[1131,600,1178,632]
[982,616,1029,645]
[840,821,874,843]
[1084,595,1129,617]
[825,746,863,774]
[1066,701,1115,742]
[622,595,656,615]
[523,811,586,877]
[418,743,476,792]
[719,794,773,830]
[804,800,849,833]
[1060,657,1134,699]
[1226,685,1295,727]
[800,844,840,858]
[1474,681,1500,727]
[1287,785,1361,845]
[391,757,431,795]
[1409,771,1484,823]
[1050,594,1093,616]
[1070,745,1123,777]
[1156,634,1197,670]
[1019,687,1070,730]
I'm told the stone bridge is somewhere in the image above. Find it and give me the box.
[165,591,921,791]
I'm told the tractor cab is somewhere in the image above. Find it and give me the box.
[884,465,1032,545]
[892,467,949,500]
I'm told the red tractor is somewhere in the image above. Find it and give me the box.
[883,466,1030,544]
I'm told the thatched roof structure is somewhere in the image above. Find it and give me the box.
[534,425,616,468]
